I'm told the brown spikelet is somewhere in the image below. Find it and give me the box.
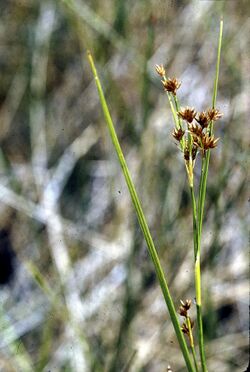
[155,64,166,78]
[206,108,223,122]
[180,299,192,311]
[181,322,189,335]
[179,306,187,317]
[162,78,181,95]
[201,133,220,150]
[195,111,209,128]
[184,145,198,161]
[179,300,192,317]
[178,107,196,123]
[189,123,203,137]
[172,128,185,142]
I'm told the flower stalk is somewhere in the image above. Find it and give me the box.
[179,300,199,372]
[156,18,223,372]
[195,18,223,372]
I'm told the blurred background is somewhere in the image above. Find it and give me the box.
[0,0,249,371]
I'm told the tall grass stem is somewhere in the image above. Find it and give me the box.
[87,50,195,372]
[195,18,224,372]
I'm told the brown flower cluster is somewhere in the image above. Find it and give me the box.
[184,143,198,161]
[179,299,192,317]
[207,108,223,121]
[155,64,223,167]
[178,299,194,345]
[155,64,181,95]
[178,107,196,123]
[162,78,181,95]
[172,128,185,142]
[177,107,222,159]
[196,111,209,128]
[181,320,194,335]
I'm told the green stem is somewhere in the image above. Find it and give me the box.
[196,18,223,372]
[167,92,179,128]
[191,345,199,372]
[173,94,185,150]
[187,317,199,372]
[190,186,198,258]
[87,51,195,372]
[212,18,224,110]
[190,184,205,371]
[173,94,182,130]
[196,301,206,371]
[191,188,206,372]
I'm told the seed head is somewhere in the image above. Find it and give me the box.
[181,318,194,335]
[181,322,189,335]
[162,78,181,95]
[184,147,189,161]
[180,299,192,311]
[189,123,203,137]
[184,145,197,161]
[195,111,209,128]
[201,133,220,150]
[172,128,185,142]
[207,108,223,122]
[179,306,188,317]
[155,64,166,78]
[179,299,192,317]
[178,107,196,123]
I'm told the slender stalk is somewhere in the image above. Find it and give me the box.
[187,317,199,372]
[196,300,205,371]
[198,17,223,238]
[191,345,199,372]
[190,186,198,258]
[172,94,185,150]
[167,92,179,128]
[191,165,207,371]
[195,18,224,372]
[173,94,182,130]
[190,184,205,371]
[87,51,195,372]
[212,18,224,110]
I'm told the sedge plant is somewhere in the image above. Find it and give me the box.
[87,18,223,372]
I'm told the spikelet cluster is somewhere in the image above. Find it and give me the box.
[178,299,195,345]
[155,64,223,165]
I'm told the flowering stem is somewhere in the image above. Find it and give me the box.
[173,94,182,130]
[192,157,206,372]
[87,51,195,372]
[167,92,179,128]
[189,183,206,372]
[187,317,199,372]
[191,344,199,372]
[187,188,200,372]
[190,186,198,258]
[196,18,223,372]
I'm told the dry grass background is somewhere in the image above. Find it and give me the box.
[0,0,249,371]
